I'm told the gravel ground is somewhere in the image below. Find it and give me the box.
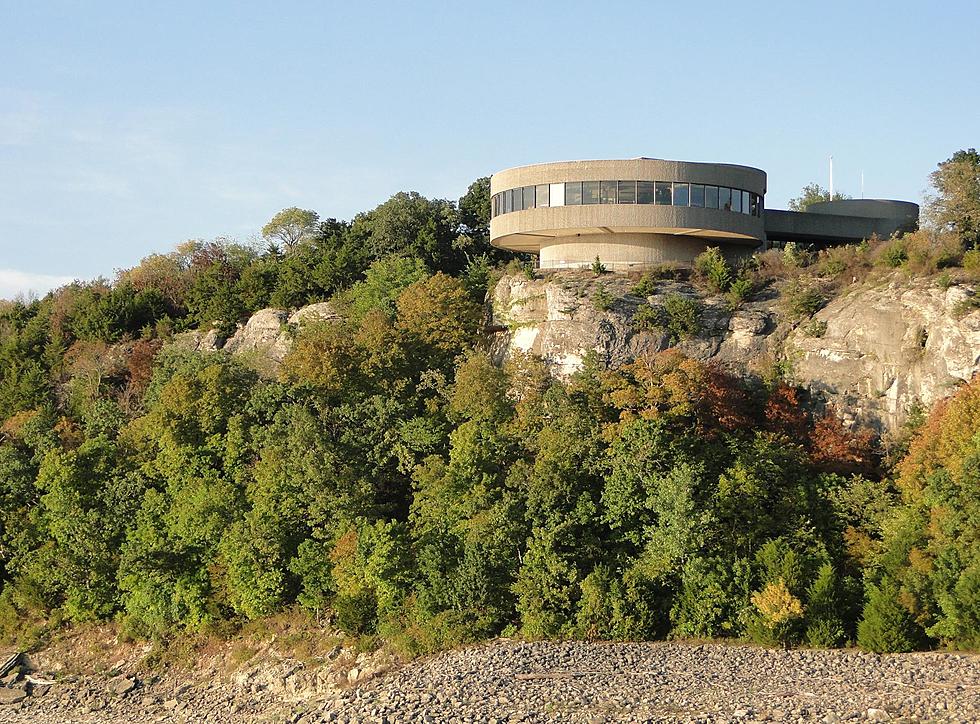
[309,640,980,724]
[1,639,978,723]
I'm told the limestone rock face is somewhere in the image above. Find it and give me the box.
[491,271,980,434]
[169,301,340,371]
[223,308,290,359]
[785,279,980,431]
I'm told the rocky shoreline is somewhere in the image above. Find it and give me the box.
[1,639,977,723]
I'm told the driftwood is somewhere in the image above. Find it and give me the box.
[0,651,21,678]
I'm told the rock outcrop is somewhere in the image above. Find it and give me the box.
[172,302,340,370]
[491,271,980,434]
[168,273,980,435]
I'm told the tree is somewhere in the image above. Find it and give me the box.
[262,207,320,252]
[457,177,491,253]
[924,149,980,247]
[788,183,850,212]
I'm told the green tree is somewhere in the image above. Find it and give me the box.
[262,207,320,252]
[924,148,980,247]
[788,183,850,212]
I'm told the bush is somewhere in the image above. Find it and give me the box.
[693,247,732,293]
[877,240,909,268]
[804,564,845,647]
[782,242,811,268]
[783,281,828,321]
[592,283,615,311]
[801,319,828,338]
[727,277,754,307]
[663,293,701,343]
[632,273,658,298]
[750,579,805,647]
[591,256,606,276]
[857,577,923,653]
[963,248,980,273]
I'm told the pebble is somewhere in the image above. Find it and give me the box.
[0,640,978,722]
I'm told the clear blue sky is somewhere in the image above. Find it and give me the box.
[1,0,978,297]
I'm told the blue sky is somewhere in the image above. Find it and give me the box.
[1,0,978,298]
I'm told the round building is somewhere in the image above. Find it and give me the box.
[490,158,768,270]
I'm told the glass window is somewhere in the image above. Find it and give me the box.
[550,183,565,207]
[491,194,497,217]
[514,187,523,211]
[718,187,731,211]
[749,193,759,217]
[536,184,549,208]
[582,180,599,204]
[637,181,655,204]
[742,190,751,214]
[503,189,513,214]
[730,188,742,213]
[600,180,617,204]
[654,181,672,205]
[705,185,719,209]
[618,180,636,204]
[522,186,535,210]
[565,181,583,205]
[673,182,690,206]
[691,184,705,208]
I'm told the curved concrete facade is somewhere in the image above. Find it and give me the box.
[490,158,768,270]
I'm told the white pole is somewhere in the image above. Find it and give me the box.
[829,156,834,200]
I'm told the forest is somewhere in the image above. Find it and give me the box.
[0,151,978,656]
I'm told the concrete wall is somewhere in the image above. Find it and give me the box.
[489,158,767,268]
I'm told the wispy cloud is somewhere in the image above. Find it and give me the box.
[0,268,75,301]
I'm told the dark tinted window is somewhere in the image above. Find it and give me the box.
[521,186,534,210]
[742,190,751,214]
[673,183,690,206]
[536,184,549,207]
[655,181,672,205]
[600,180,617,204]
[719,187,731,210]
[691,184,705,208]
[565,181,583,205]
[730,188,742,212]
[618,180,636,203]
[582,180,599,204]
[637,181,655,204]
[750,193,759,217]
[705,185,719,209]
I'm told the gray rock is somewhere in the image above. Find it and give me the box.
[0,688,27,704]
[107,675,136,696]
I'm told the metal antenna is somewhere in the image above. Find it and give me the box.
[829,156,834,200]
[861,170,865,199]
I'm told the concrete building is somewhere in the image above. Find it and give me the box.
[489,158,918,270]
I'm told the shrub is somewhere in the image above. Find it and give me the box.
[693,247,732,293]
[877,240,909,268]
[592,283,615,311]
[633,303,662,332]
[801,319,828,338]
[804,564,845,647]
[663,293,701,343]
[783,280,828,320]
[591,256,606,276]
[963,248,980,274]
[782,242,811,268]
[632,273,657,298]
[727,277,754,307]
[750,579,805,647]
[857,577,923,653]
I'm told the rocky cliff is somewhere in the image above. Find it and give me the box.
[170,271,980,436]
[490,271,980,434]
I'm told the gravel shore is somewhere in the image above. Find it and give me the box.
[2,639,978,722]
